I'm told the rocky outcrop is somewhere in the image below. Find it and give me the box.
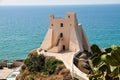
[73,51,92,74]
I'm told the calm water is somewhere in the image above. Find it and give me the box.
[0,5,120,60]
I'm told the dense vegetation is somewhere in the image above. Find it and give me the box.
[18,52,72,80]
[88,44,120,80]
[24,53,45,73]
[18,44,120,80]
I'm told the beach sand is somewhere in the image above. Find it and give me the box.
[0,67,14,79]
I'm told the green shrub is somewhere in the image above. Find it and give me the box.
[73,77,79,80]
[89,44,120,80]
[24,54,45,73]
[90,44,103,67]
[44,58,63,74]
[22,52,63,79]
[29,75,34,80]
[105,48,112,53]
[21,65,26,71]
[91,44,101,54]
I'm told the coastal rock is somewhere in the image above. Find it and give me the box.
[0,62,7,67]
[29,49,37,55]
[79,53,88,59]
[77,60,90,74]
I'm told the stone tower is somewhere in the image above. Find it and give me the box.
[40,12,90,53]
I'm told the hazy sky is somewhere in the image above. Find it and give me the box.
[0,0,120,6]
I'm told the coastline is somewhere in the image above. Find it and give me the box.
[0,59,23,67]
[0,60,23,79]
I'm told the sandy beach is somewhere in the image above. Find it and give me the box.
[0,67,14,79]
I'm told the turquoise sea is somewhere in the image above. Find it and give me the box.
[0,5,120,60]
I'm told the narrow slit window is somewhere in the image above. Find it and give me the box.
[60,23,63,27]
[63,45,65,50]
[51,24,53,26]
[60,33,63,38]
[68,16,70,18]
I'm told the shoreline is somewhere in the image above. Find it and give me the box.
[0,59,24,68]
[0,60,23,79]
[0,59,25,62]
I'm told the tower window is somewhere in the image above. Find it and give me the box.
[68,16,70,18]
[60,33,63,38]
[63,45,65,50]
[51,24,53,26]
[60,23,63,27]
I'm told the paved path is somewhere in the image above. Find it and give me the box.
[37,49,88,80]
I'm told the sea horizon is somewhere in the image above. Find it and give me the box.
[0,3,120,6]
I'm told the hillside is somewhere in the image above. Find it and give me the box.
[17,50,74,80]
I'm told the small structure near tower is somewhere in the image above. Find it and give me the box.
[40,12,90,53]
